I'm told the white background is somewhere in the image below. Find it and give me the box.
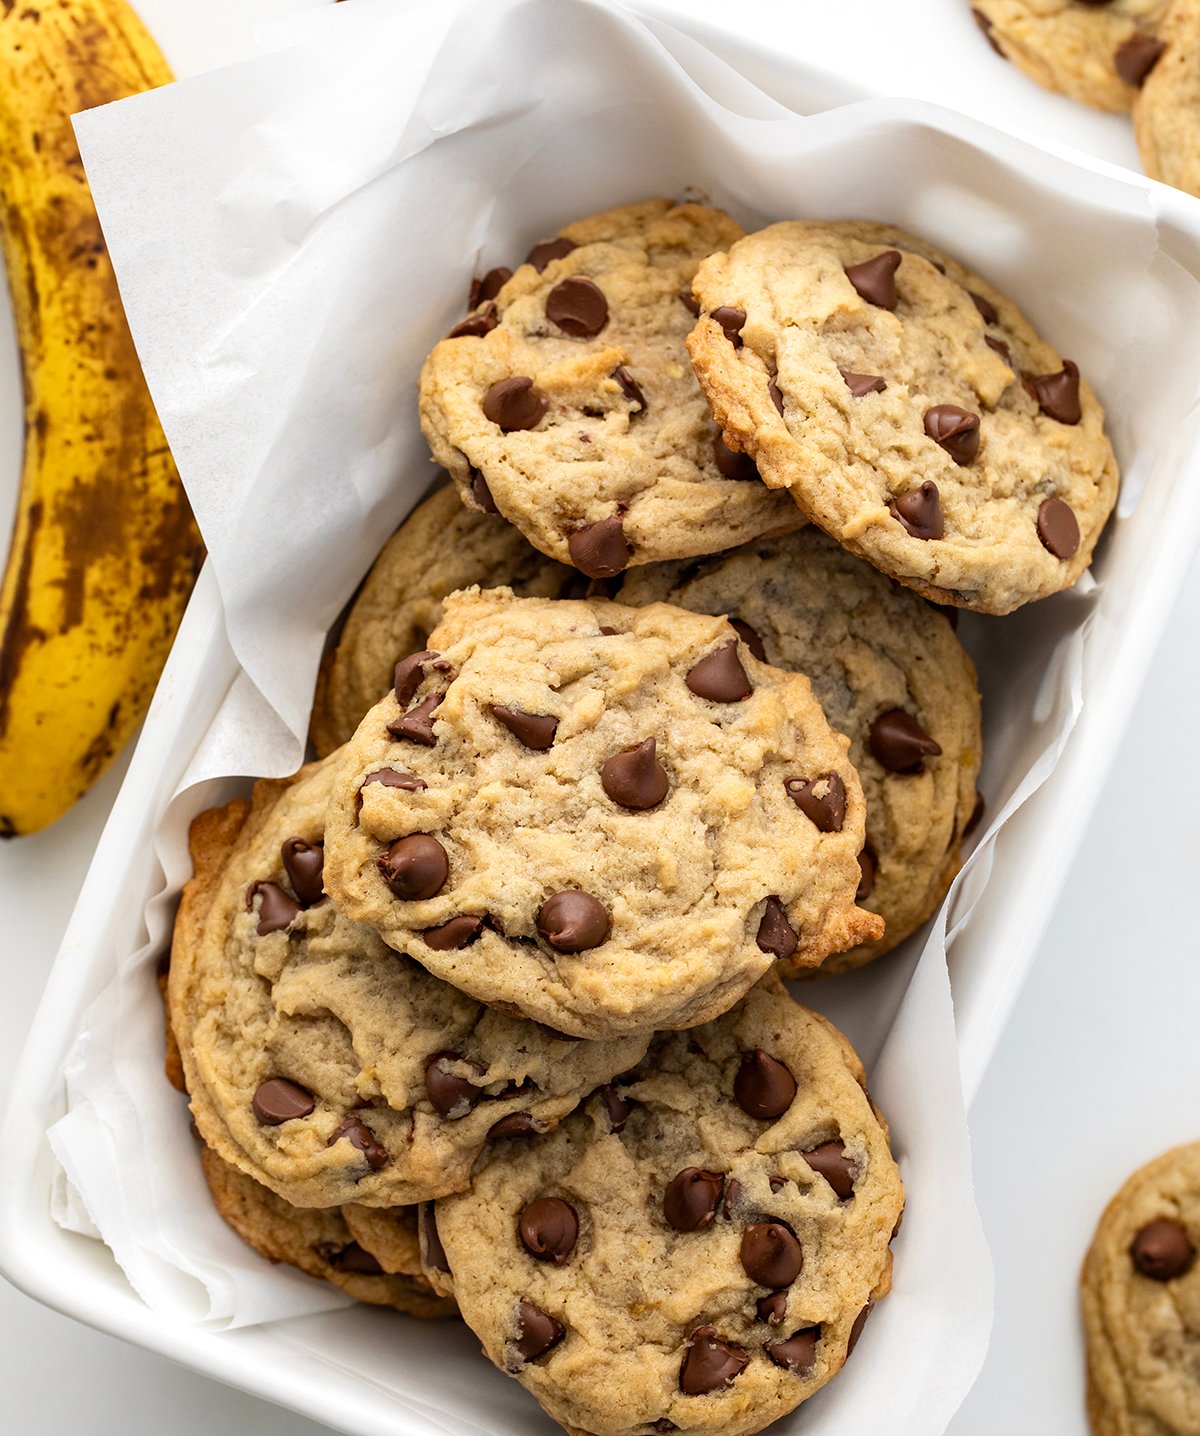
[2,1,1197,1432]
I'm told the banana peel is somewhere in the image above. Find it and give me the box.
[0,0,203,836]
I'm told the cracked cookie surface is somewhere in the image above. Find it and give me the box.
[432,975,903,1436]
[620,528,982,972]
[973,1,1168,112]
[311,485,578,757]
[322,588,881,1040]
[418,199,799,577]
[686,219,1119,615]
[1082,1142,1200,1436]
[169,759,646,1208]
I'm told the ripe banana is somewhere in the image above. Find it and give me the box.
[0,0,203,836]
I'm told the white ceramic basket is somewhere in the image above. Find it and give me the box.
[4,8,1200,1436]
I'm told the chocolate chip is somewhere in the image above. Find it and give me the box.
[519,1197,579,1264]
[713,433,758,482]
[568,512,631,578]
[740,1221,803,1288]
[601,737,669,810]
[679,1327,749,1394]
[377,834,448,900]
[784,772,846,833]
[281,838,324,906]
[246,882,299,937]
[769,1175,789,1193]
[803,1140,856,1199]
[734,1050,797,1120]
[393,650,440,707]
[856,845,877,901]
[1116,32,1165,87]
[679,288,701,316]
[546,276,608,338]
[686,640,752,702]
[470,267,512,308]
[870,709,942,773]
[840,368,887,397]
[756,896,799,960]
[1035,496,1082,561]
[663,1169,725,1232]
[756,1292,789,1326]
[651,1424,677,1434]
[730,618,766,662]
[599,1084,634,1133]
[315,1241,384,1276]
[362,768,427,792]
[847,1304,871,1356]
[972,8,1006,58]
[422,914,484,950]
[420,1204,449,1272]
[252,1077,315,1125]
[537,890,610,952]
[489,1112,540,1140]
[985,334,1011,362]
[470,467,499,513]
[613,365,646,412]
[844,251,901,309]
[482,377,548,432]
[448,303,498,339]
[328,1117,388,1170]
[1131,1220,1195,1280]
[969,290,998,325]
[768,376,785,415]
[722,1177,744,1220]
[424,1051,484,1118]
[924,405,980,465]
[514,1300,565,1362]
[889,480,944,540]
[711,305,746,347]
[490,704,558,750]
[766,1327,819,1376]
[526,237,576,272]
[386,691,443,745]
[1025,360,1081,424]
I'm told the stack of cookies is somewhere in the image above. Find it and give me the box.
[971,0,1200,200]
[164,198,1119,1436]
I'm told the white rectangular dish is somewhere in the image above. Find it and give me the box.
[4,4,1200,1435]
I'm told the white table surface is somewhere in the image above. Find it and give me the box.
[3,2,1197,1431]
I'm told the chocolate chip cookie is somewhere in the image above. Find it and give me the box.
[418,199,800,578]
[321,588,882,1039]
[620,528,982,973]
[1081,1142,1200,1436]
[1134,0,1200,196]
[686,220,1120,615]
[972,2,1168,112]
[169,758,647,1208]
[311,484,578,757]
[432,974,903,1436]
[199,1144,456,1317]
[340,1202,425,1279]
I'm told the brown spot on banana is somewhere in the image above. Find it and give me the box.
[0,498,44,740]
